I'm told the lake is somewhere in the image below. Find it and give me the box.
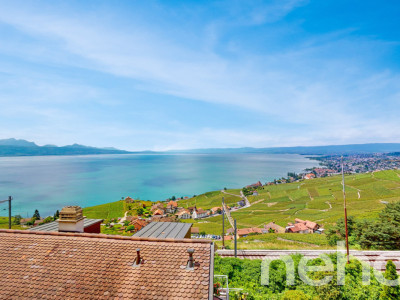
[0,153,318,217]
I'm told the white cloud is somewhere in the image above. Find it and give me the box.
[0,1,399,149]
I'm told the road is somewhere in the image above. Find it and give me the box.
[217,249,400,271]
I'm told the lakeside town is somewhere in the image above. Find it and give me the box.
[4,165,400,299]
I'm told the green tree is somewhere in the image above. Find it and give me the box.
[380,202,400,226]
[125,225,135,232]
[381,260,400,299]
[13,215,22,225]
[136,207,144,216]
[40,216,54,225]
[326,216,356,246]
[32,209,40,220]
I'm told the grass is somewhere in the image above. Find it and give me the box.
[216,233,335,250]
[181,170,400,238]
[0,216,24,230]
[82,200,125,220]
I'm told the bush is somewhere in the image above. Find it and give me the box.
[125,225,135,232]
[281,290,308,300]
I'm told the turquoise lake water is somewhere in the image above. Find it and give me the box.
[0,153,318,217]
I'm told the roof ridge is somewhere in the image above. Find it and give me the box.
[0,229,213,244]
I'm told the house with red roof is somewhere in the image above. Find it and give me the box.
[175,209,192,219]
[166,201,178,213]
[286,218,320,233]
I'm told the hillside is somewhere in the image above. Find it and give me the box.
[0,139,131,156]
[168,143,400,155]
[179,169,400,235]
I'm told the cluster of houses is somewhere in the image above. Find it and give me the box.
[286,218,323,234]
[224,219,323,240]
[149,200,222,220]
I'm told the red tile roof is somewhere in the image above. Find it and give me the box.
[168,201,178,208]
[0,229,214,299]
[289,223,309,232]
[237,227,262,236]
[153,209,164,215]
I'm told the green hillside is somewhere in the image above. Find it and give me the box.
[82,200,125,220]
[180,169,400,235]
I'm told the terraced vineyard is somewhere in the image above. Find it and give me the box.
[180,169,400,235]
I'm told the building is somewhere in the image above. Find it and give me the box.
[263,222,285,234]
[237,227,262,238]
[150,202,164,212]
[286,218,320,234]
[153,209,165,216]
[133,221,193,239]
[0,229,214,299]
[124,196,135,203]
[28,206,103,234]
[191,227,200,236]
[286,222,309,233]
[130,219,148,231]
[166,201,178,213]
[303,173,316,180]
[176,209,192,219]
[246,181,263,189]
[192,207,209,219]
[210,207,221,215]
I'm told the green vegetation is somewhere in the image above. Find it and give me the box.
[100,223,133,236]
[0,216,23,230]
[327,201,400,249]
[180,170,400,240]
[83,200,125,219]
[179,190,242,209]
[214,254,396,299]
[217,233,333,250]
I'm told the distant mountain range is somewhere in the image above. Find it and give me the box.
[0,139,131,156]
[1,139,399,157]
[168,143,400,155]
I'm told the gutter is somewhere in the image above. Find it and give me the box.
[208,242,215,300]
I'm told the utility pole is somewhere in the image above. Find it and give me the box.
[0,196,12,229]
[222,197,225,249]
[234,219,237,258]
[341,157,350,264]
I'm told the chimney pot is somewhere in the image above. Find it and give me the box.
[187,248,195,269]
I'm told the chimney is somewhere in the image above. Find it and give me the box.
[58,206,84,233]
[136,248,141,265]
[186,248,195,269]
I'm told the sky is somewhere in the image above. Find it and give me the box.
[0,0,399,151]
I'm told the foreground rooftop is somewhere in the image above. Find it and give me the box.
[0,229,214,299]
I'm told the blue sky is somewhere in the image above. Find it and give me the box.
[0,0,399,151]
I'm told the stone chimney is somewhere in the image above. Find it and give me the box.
[58,206,84,232]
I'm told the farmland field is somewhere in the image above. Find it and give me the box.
[181,170,400,234]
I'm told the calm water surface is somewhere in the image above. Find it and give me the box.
[0,153,318,216]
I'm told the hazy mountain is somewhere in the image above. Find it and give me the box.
[1,139,400,157]
[168,143,400,155]
[0,138,38,147]
[0,139,131,156]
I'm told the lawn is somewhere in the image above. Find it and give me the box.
[82,200,125,220]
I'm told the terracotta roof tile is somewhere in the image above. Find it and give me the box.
[0,229,213,299]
